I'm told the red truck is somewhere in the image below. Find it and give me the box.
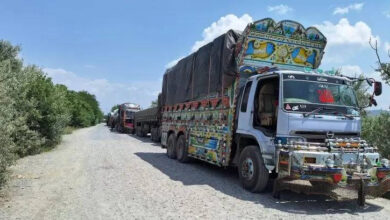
[114,103,141,134]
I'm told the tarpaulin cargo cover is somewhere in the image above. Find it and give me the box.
[161,30,240,106]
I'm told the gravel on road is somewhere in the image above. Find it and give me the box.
[1,124,390,220]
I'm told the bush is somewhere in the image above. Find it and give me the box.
[0,40,103,186]
[67,90,103,127]
[362,113,390,159]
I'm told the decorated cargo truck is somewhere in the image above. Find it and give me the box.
[114,103,141,133]
[149,18,390,205]
[134,95,162,141]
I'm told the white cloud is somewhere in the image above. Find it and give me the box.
[339,65,363,77]
[44,68,161,113]
[315,18,380,47]
[383,10,390,18]
[385,42,390,53]
[167,14,253,67]
[267,4,293,15]
[333,3,364,15]
[165,56,184,68]
[191,14,252,52]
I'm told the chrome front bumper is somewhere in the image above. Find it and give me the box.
[275,138,390,197]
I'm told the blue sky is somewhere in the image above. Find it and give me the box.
[1,0,390,112]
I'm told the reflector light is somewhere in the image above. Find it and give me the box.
[333,173,342,183]
[377,171,387,179]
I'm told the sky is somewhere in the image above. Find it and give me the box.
[1,0,390,113]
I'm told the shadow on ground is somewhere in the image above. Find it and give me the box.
[135,152,383,216]
[129,134,161,147]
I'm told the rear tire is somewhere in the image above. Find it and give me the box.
[166,134,176,159]
[238,145,269,193]
[176,135,189,163]
[151,128,158,142]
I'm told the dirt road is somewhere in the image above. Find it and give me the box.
[1,124,390,220]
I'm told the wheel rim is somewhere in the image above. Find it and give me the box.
[241,158,254,180]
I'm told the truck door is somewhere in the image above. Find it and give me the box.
[237,81,253,132]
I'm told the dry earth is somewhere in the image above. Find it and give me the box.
[1,124,390,220]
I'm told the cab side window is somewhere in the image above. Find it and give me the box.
[240,81,252,112]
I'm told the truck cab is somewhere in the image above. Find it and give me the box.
[235,70,389,204]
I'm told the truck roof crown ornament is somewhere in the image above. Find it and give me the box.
[237,18,327,74]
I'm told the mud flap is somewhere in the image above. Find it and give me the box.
[357,178,366,206]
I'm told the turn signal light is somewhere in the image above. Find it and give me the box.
[333,173,342,183]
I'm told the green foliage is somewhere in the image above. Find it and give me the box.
[150,100,158,108]
[110,104,119,112]
[362,113,390,159]
[0,40,103,186]
[335,68,389,160]
[352,75,371,115]
[66,90,103,127]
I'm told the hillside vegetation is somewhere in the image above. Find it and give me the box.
[0,41,103,186]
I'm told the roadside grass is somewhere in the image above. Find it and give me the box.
[384,192,390,200]
[63,126,77,135]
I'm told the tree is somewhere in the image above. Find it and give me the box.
[66,91,102,127]
[370,39,390,85]
[362,112,390,159]
[150,100,158,108]
[111,104,120,112]
[0,40,103,187]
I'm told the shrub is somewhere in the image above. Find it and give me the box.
[0,40,103,187]
[362,113,390,159]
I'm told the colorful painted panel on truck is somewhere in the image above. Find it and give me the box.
[162,82,237,167]
[185,84,237,166]
[236,18,327,74]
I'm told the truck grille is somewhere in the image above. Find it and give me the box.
[292,131,360,142]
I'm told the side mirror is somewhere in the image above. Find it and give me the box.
[374,82,382,96]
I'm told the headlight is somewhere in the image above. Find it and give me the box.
[326,158,335,168]
[275,136,306,145]
[287,137,306,144]
[381,159,390,168]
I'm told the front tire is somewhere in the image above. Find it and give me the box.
[238,145,269,193]
[166,134,176,159]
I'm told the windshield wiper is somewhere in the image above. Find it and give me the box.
[303,107,335,117]
[330,110,354,119]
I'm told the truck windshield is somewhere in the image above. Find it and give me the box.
[126,110,134,118]
[283,74,359,115]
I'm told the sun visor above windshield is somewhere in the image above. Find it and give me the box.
[236,18,327,74]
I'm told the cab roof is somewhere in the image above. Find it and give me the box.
[248,70,351,82]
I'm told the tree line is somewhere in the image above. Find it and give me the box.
[0,40,103,185]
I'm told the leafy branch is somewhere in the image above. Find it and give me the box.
[369,38,390,85]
